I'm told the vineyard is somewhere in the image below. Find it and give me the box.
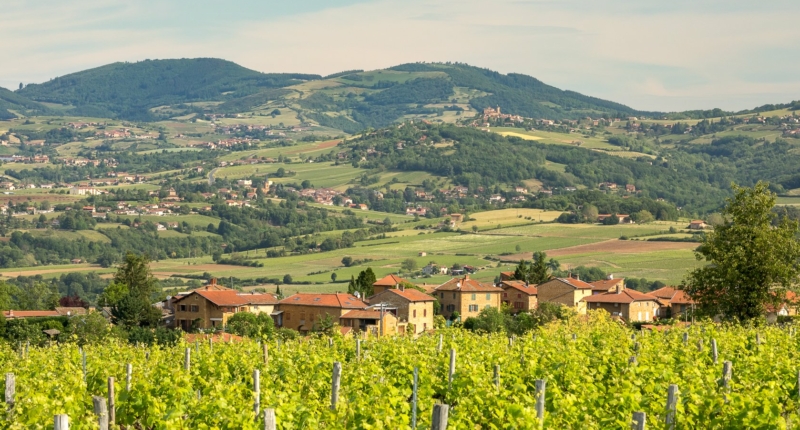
[2,313,800,429]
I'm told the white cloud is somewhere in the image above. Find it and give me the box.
[1,0,799,111]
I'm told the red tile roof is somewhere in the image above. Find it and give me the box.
[340,310,384,319]
[237,293,279,305]
[589,278,624,292]
[55,307,88,316]
[435,275,503,293]
[279,293,368,309]
[583,288,660,304]
[541,277,595,290]
[184,333,243,343]
[499,280,538,296]
[195,290,248,306]
[373,274,409,287]
[647,287,695,304]
[3,310,60,318]
[384,288,436,302]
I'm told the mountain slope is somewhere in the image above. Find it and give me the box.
[0,87,52,119]
[17,58,321,120]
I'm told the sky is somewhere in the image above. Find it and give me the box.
[1,0,799,112]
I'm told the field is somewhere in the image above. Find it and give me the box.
[2,318,799,428]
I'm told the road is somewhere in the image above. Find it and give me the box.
[208,168,219,185]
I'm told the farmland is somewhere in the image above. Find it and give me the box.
[2,317,798,428]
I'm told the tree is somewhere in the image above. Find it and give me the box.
[63,312,113,345]
[331,272,338,282]
[110,253,161,328]
[355,268,377,297]
[529,251,549,284]
[401,258,418,273]
[275,285,283,299]
[341,256,353,267]
[472,225,478,233]
[347,275,357,294]
[633,210,654,224]
[707,213,725,226]
[685,182,800,321]
[283,274,293,284]
[99,282,128,307]
[581,204,599,222]
[602,213,620,225]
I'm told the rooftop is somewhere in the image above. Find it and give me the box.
[435,275,503,293]
[279,293,368,309]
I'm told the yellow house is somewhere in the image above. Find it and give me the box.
[583,285,662,322]
[371,274,411,296]
[499,280,538,313]
[536,276,595,314]
[369,286,436,333]
[173,290,278,331]
[434,275,503,320]
[278,293,368,333]
[339,310,398,336]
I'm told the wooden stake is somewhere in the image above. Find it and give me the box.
[54,414,69,430]
[722,361,732,389]
[629,356,637,366]
[108,377,115,425]
[328,337,333,348]
[448,349,456,390]
[508,337,513,348]
[126,363,132,392]
[185,347,191,371]
[534,379,546,426]
[263,343,269,366]
[81,349,87,381]
[431,404,449,430]
[632,411,646,430]
[330,361,342,410]
[494,364,500,389]
[571,333,577,340]
[4,373,14,409]
[356,339,361,362]
[696,339,703,352]
[437,334,443,353]
[93,396,109,430]
[711,339,718,364]
[682,332,688,345]
[665,384,678,430]
[263,408,276,430]
[411,367,419,430]
[253,369,260,421]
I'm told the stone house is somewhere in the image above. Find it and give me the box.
[536,276,596,314]
[498,280,538,313]
[339,310,398,336]
[369,287,436,333]
[647,287,695,319]
[582,284,663,322]
[434,275,503,320]
[371,274,411,296]
[277,293,368,334]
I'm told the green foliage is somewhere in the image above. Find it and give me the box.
[514,252,554,284]
[110,253,162,328]
[62,311,115,346]
[226,312,274,340]
[685,182,800,321]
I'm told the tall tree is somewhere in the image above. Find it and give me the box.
[684,182,800,321]
[529,252,549,284]
[110,253,162,327]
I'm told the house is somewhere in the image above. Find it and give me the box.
[536,276,596,314]
[277,293,368,333]
[70,186,102,196]
[2,310,60,319]
[647,287,695,319]
[369,286,436,334]
[589,276,625,295]
[625,184,636,193]
[767,291,799,323]
[339,310,398,336]
[498,280,537,313]
[236,292,280,316]
[173,284,279,331]
[371,274,411,296]
[418,251,427,257]
[434,275,503,320]
[71,258,82,264]
[582,284,662,322]
[688,220,709,230]
[500,271,516,281]
[422,264,448,275]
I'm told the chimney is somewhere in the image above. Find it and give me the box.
[615,283,623,294]
[608,274,614,280]
[399,284,405,292]
[464,274,470,281]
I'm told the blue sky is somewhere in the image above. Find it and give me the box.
[1,0,799,111]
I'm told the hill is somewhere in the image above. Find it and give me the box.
[17,58,321,120]
[0,87,52,119]
[14,59,650,128]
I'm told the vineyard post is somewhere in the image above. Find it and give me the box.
[328,338,333,348]
[629,356,637,366]
[195,341,199,354]
[263,408,276,430]
[92,396,109,430]
[126,364,132,392]
[185,348,191,371]
[5,373,14,410]
[108,377,115,425]
[411,367,419,430]
[209,337,213,352]
[448,349,456,390]
[508,337,513,348]
[17,342,21,359]
[431,404,449,430]
[145,351,150,361]
[711,339,718,364]
[331,361,342,410]
[722,361,732,390]
[534,379,545,426]
[54,414,69,430]
[263,343,269,366]
[571,333,577,341]
[356,339,361,362]
[696,340,703,352]
[756,333,761,345]
[25,342,28,359]
[494,364,500,389]
[632,411,646,430]
[796,370,800,400]
[683,332,688,345]
[253,369,260,421]
[634,342,640,352]
[665,384,678,430]
[437,334,442,353]
[81,349,87,382]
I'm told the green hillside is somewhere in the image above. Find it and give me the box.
[13,59,652,129]
[0,87,52,119]
[17,58,321,120]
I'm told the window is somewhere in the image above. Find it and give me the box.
[446,304,455,312]
[515,302,524,309]
[179,305,186,311]
[486,294,491,300]
[413,309,417,318]
[423,323,427,330]
[468,305,478,312]
[286,312,291,321]
[517,294,521,299]
[503,293,507,298]
[453,293,456,299]
[423,309,427,317]
[441,293,445,299]
[471,293,476,300]
[485,304,491,309]
[190,305,199,312]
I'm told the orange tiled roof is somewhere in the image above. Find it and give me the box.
[385,288,436,302]
[435,275,503,293]
[589,278,624,292]
[500,280,538,296]
[373,274,409,287]
[340,310,384,319]
[583,288,660,304]
[237,293,279,305]
[55,307,87,316]
[279,293,368,309]
[3,310,60,318]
